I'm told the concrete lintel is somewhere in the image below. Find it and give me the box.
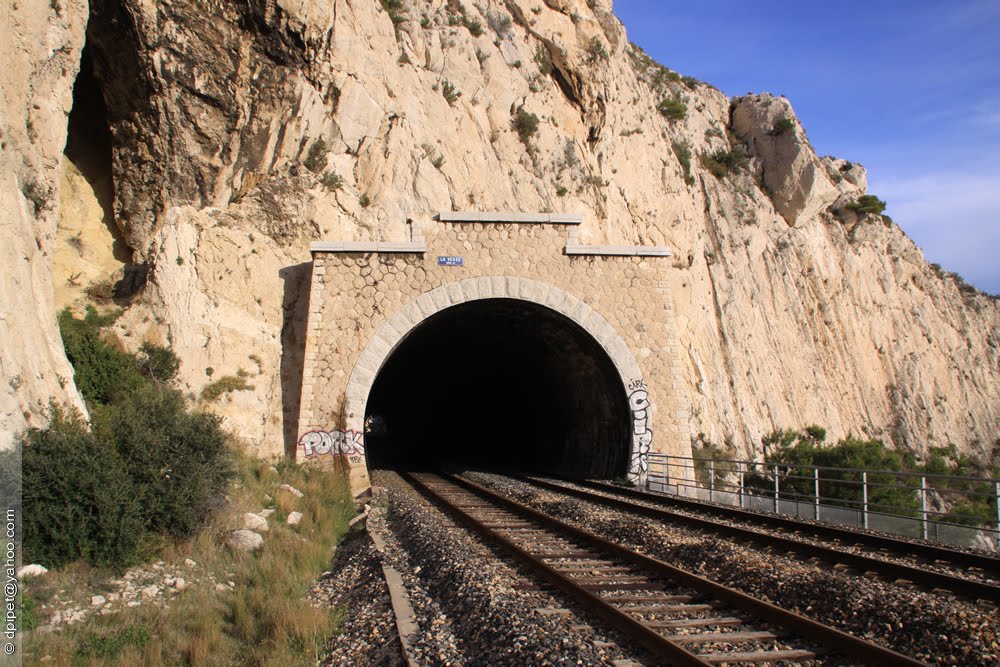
[310,241,427,254]
[437,211,582,225]
[564,243,672,257]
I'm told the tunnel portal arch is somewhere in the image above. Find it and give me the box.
[345,281,651,478]
[294,212,690,494]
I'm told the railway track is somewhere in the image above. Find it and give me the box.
[402,471,925,666]
[517,476,1000,604]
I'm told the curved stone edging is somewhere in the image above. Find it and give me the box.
[342,276,649,478]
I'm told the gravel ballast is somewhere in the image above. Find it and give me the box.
[467,472,1000,666]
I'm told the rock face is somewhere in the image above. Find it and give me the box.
[2,0,998,462]
[0,0,89,446]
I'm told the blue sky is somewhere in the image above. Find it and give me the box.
[614,1,1000,295]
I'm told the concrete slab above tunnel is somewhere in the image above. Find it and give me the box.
[295,212,692,495]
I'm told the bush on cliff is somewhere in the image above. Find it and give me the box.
[21,406,145,569]
[21,308,233,569]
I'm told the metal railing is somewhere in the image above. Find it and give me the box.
[645,453,1000,551]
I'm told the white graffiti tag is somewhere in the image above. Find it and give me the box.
[298,429,365,459]
[628,384,652,474]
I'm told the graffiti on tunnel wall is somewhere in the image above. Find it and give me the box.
[298,429,366,465]
[628,379,652,475]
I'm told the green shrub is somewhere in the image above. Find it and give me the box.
[83,279,117,302]
[657,97,687,122]
[691,433,738,488]
[770,117,796,136]
[441,79,462,105]
[463,16,483,36]
[201,375,253,402]
[59,307,144,405]
[359,193,371,208]
[26,308,235,568]
[321,171,344,190]
[22,179,49,215]
[379,0,405,25]
[671,140,694,185]
[748,428,920,514]
[555,185,568,197]
[21,407,145,570]
[137,342,179,383]
[846,194,887,216]
[487,11,512,36]
[534,44,553,75]
[699,147,748,179]
[303,138,328,173]
[106,384,232,538]
[586,36,609,64]
[512,109,539,144]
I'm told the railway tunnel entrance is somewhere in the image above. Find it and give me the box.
[363,298,631,477]
[294,211,692,495]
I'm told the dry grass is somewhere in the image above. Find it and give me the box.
[23,453,356,665]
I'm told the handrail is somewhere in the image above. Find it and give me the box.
[646,453,1000,551]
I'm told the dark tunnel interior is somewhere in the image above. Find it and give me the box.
[364,299,631,478]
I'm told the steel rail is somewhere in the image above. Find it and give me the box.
[404,472,925,666]
[522,476,1000,604]
[551,476,1000,582]
[402,472,711,666]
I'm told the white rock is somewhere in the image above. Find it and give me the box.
[228,529,264,552]
[244,512,269,532]
[20,564,48,577]
[286,511,303,526]
[140,585,160,599]
[173,577,187,590]
[278,483,304,499]
[259,508,276,517]
[107,593,120,602]
[214,583,228,592]
[184,558,197,567]
[127,600,141,608]
[91,595,106,607]
[163,576,175,586]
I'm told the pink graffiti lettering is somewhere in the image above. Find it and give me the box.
[298,429,365,458]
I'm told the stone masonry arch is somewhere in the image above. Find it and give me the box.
[294,212,691,494]
[342,277,648,480]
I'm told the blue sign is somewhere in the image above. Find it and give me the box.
[437,256,464,267]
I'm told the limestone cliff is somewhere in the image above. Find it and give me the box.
[3,0,998,462]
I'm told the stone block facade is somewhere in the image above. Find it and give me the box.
[296,212,691,494]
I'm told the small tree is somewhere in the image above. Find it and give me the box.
[512,109,540,144]
[137,342,180,383]
[846,194,887,216]
[657,97,687,122]
[21,407,145,569]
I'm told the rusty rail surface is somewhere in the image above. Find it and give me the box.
[529,476,1000,603]
[402,472,925,667]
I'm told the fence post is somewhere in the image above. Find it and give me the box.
[814,467,820,521]
[995,481,999,551]
[920,476,928,540]
[862,471,869,530]
[709,460,715,502]
[738,462,745,509]
[773,464,780,513]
